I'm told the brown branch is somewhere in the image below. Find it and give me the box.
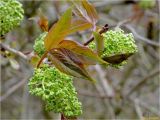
[124,24,160,47]
[0,76,30,102]
[83,24,109,46]
[78,89,160,116]
[0,42,28,60]
[126,68,160,97]
[78,90,109,99]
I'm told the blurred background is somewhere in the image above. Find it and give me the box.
[1,0,160,119]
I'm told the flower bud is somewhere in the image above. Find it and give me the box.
[33,32,47,57]
[89,28,138,67]
[0,0,24,35]
[28,64,82,117]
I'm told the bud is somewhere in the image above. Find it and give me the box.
[0,0,24,35]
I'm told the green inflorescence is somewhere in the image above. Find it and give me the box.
[28,64,82,117]
[33,32,47,57]
[89,28,138,67]
[138,0,155,9]
[0,0,24,35]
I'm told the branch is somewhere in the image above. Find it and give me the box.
[129,97,160,116]
[126,68,160,97]
[94,65,115,97]
[99,13,160,47]
[83,24,109,46]
[0,75,30,102]
[134,99,144,119]
[124,24,160,47]
[78,89,109,99]
[0,42,28,60]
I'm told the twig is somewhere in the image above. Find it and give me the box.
[0,42,28,60]
[129,97,160,116]
[83,24,109,46]
[78,89,108,99]
[126,68,160,97]
[134,99,144,119]
[100,13,160,47]
[95,65,115,97]
[78,89,160,116]
[0,76,30,102]
[21,81,30,119]
[115,18,132,29]
[137,99,160,116]
[124,24,160,47]
[94,65,115,119]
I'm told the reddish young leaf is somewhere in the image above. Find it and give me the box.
[67,19,92,35]
[81,0,98,24]
[48,48,96,82]
[38,10,49,32]
[58,40,108,65]
[71,0,98,26]
[44,8,72,50]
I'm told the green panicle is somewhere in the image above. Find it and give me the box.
[89,28,138,68]
[0,0,24,35]
[28,64,82,117]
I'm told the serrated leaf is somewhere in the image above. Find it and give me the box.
[58,40,108,65]
[44,8,72,50]
[48,48,96,82]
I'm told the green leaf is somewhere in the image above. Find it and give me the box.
[44,8,72,50]
[93,32,104,56]
[58,40,108,65]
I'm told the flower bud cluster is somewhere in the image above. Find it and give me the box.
[33,32,47,57]
[0,0,24,35]
[28,64,82,117]
[89,28,138,67]
[138,0,155,9]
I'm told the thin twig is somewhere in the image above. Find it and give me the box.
[94,65,115,119]
[95,65,115,97]
[126,68,160,97]
[0,43,28,60]
[129,97,160,116]
[83,24,109,46]
[78,89,160,116]
[115,18,132,29]
[124,24,160,47]
[0,75,30,102]
[134,99,144,119]
[78,89,108,99]
[100,13,160,47]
